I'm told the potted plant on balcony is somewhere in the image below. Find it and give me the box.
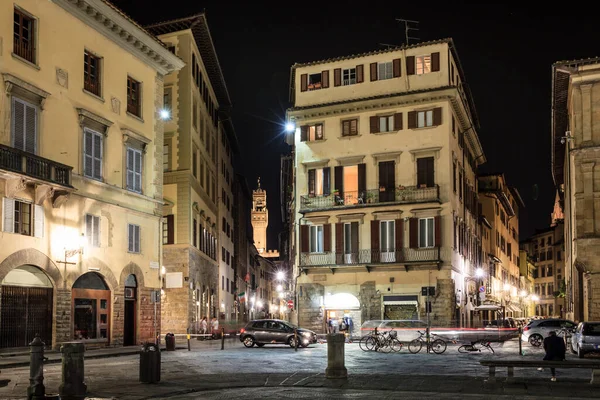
[366,191,376,203]
[396,185,407,201]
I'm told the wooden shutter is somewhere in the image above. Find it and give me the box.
[393,58,401,77]
[85,214,93,244]
[84,129,93,177]
[308,169,316,196]
[426,157,434,187]
[3,198,15,233]
[34,204,44,238]
[322,70,330,88]
[300,225,309,253]
[126,148,134,190]
[417,158,426,187]
[358,163,366,197]
[406,56,415,75]
[431,52,440,72]
[134,150,142,192]
[335,223,343,263]
[323,223,332,252]
[407,111,416,129]
[12,97,26,151]
[323,167,331,196]
[167,215,174,244]
[351,222,359,253]
[433,107,442,126]
[334,68,341,86]
[93,131,102,179]
[370,63,378,81]
[92,215,100,247]
[128,223,134,252]
[334,166,344,196]
[356,64,364,83]
[434,216,441,246]
[300,125,308,142]
[370,116,379,133]
[394,113,403,130]
[370,220,380,263]
[300,73,308,92]
[395,219,404,250]
[409,218,418,248]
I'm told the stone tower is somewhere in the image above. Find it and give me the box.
[252,177,268,254]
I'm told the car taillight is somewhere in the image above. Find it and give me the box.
[240,328,245,334]
[523,326,530,331]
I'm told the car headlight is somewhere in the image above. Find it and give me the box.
[302,331,311,337]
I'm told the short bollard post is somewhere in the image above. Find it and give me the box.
[221,327,225,350]
[325,333,347,379]
[187,328,191,352]
[294,329,298,352]
[59,342,87,400]
[27,334,45,400]
[518,327,523,356]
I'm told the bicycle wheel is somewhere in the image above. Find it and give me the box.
[380,338,393,353]
[431,339,447,354]
[457,345,470,354]
[359,336,374,352]
[391,338,403,352]
[408,339,422,354]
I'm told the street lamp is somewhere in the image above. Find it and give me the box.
[284,122,295,133]
[531,294,540,316]
[475,268,484,278]
[276,271,285,281]
[276,284,283,292]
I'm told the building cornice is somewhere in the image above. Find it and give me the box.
[53,0,184,75]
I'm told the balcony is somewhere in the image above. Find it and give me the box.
[299,248,440,268]
[300,185,440,212]
[0,144,73,188]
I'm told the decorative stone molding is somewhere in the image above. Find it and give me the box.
[410,206,443,217]
[77,107,112,135]
[409,146,443,161]
[52,191,70,208]
[100,210,114,247]
[111,97,121,114]
[119,262,146,288]
[301,158,330,171]
[122,128,151,153]
[5,178,27,198]
[2,73,51,108]
[336,155,365,166]
[336,213,366,224]
[372,151,402,166]
[0,248,63,286]
[372,210,403,220]
[303,216,330,225]
[35,184,54,205]
[56,68,69,88]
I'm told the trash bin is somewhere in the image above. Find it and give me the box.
[165,333,176,351]
[139,342,161,383]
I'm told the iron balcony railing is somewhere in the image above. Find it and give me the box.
[300,185,439,212]
[300,248,440,267]
[0,144,72,187]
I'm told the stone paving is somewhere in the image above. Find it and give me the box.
[0,338,598,399]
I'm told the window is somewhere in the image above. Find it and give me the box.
[200,161,205,188]
[380,220,395,252]
[378,62,393,80]
[343,68,356,85]
[126,77,141,117]
[85,214,100,247]
[84,51,101,96]
[163,144,170,172]
[417,110,433,128]
[11,97,37,154]
[13,200,31,236]
[127,223,141,253]
[3,198,43,237]
[416,157,434,188]
[308,167,329,196]
[419,217,434,248]
[163,87,172,119]
[416,55,431,75]
[226,278,229,293]
[379,115,394,133]
[192,149,198,178]
[547,250,553,260]
[308,73,322,90]
[222,275,224,290]
[309,225,324,253]
[193,98,198,130]
[83,128,103,180]
[557,250,562,261]
[126,148,142,193]
[13,8,36,63]
[547,266,553,277]
[452,161,457,193]
[309,124,323,141]
[163,215,174,245]
[342,119,358,136]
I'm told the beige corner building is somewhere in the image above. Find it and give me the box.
[552,58,600,322]
[0,0,183,349]
[286,39,486,333]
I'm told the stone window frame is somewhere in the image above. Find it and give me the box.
[77,108,112,182]
[122,128,151,195]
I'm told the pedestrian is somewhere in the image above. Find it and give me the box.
[330,317,339,334]
[200,316,208,339]
[211,317,219,339]
[539,330,566,381]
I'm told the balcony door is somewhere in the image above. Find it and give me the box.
[336,222,358,264]
[334,164,366,205]
[380,220,396,262]
[378,161,395,202]
[11,97,37,154]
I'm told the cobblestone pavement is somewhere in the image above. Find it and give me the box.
[0,339,597,399]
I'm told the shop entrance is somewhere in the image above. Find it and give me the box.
[123,274,137,346]
[72,272,111,343]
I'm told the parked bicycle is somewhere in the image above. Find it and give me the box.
[457,338,495,354]
[408,330,448,354]
[359,328,403,353]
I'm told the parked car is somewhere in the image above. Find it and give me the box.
[239,319,317,348]
[571,322,600,358]
[521,318,576,346]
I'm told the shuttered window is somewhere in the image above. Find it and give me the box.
[342,68,356,85]
[379,115,394,132]
[342,119,358,136]
[417,157,435,188]
[309,225,324,253]
[128,223,141,253]
[163,144,170,172]
[3,198,39,237]
[85,214,100,247]
[83,128,103,180]
[380,220,395,252]
[417,110,433,128]
[418,217,434,248]
[378,62,393,80]
[11,97,37,154]
[126,147,142,193]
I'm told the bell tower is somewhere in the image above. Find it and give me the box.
[251,177,268,254]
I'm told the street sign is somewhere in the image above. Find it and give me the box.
[287,300,294,309]
[421,286,436,296]
[479,286,485,293]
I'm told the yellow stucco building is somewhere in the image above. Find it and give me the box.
[0,0,183,349]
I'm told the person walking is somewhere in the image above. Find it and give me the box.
[540,330,566,381]
[200,317,208,340]
[211,317,219,339]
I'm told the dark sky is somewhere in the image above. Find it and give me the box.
[113,1,596,246]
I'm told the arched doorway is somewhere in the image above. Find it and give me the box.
[324,293,361,338]
[0,265,53,348]
[123,274,137,346]
[72,272,110,343]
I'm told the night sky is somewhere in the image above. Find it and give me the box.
[112,1,597,247]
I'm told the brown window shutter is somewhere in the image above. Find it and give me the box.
[334,68,342,86]
[334,166,344,197]
[322,70,330,88]
[395,219,404,250]
[434,216,441,246]
[370,62,378,81]
[433,107,442,126]
[300,225,309,253]
[300,125,308,142]
[406,56,415,75]
[323,167,331,196]
[358,163,366,196]
[167,214,175,244]
[394,113,403,130]
[407,111,416,129]
[323,223,332,252]
[308,169,316,195]
[431,52,440,72]
[300,74,308,92]
[351,222,359,253]
[335,223,344,254]
[409,218,418,248]
[393,58,401,77]
[370,220,380,263]
[356,64,364,83]
[370,116,379,133]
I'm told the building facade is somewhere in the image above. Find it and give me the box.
[251,179,279,258]
[232,173,252,322]
[286,39,486,333]
[552,58,600,322]
[0,0,182,349]
[518,249,536,317]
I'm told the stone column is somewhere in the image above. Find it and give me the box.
[27,335,45,400]
[59,342,86,400]
[325,333,347,379]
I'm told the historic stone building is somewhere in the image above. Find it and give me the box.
[285,39,486,333]
[251,178,279,259]
[552,58,600,322]
[146,13,239,330]
[0,0,183,349]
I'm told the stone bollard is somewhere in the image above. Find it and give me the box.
[59,342,87,400]
[325,333,347,379]
[27,334,45,400]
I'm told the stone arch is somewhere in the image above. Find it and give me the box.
[67,257,118,291]
[0,248,62,287]
[119,262,146,288]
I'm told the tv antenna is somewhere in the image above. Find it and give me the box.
[396,18,420,45]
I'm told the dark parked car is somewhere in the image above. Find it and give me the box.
[239,319,317,348]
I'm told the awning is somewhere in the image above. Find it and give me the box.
[383,301,418,306]
[475,304,502,311]
[508,304,522,313]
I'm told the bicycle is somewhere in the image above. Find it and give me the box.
[458,338,495,354]
[359,328,403,353]
[408,330,448,354]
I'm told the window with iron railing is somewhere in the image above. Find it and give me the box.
[14,8,36,64]
[84,51,101,96]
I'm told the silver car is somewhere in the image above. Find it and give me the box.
[521,318,576,346]
[571,322,600,358]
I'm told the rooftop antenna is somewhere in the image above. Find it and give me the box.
[396,18,420,45]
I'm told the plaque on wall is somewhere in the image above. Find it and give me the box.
[165,272,183,288]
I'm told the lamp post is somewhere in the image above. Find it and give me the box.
[502,283,512,327]
[56,233,86,287]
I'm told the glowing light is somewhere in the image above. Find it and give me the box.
[256,301,263,308]
[503,283,511,292]
[475,268,484,278]
[278,292,284,299]
[531,295,540,302]
[161,266,166,276]
[276,271,285,280]
[276,284,283,292]
[78,233,86,250]
[160,109,170,120]
[520,290,528,297]
[285,122,295,133]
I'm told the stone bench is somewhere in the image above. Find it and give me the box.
[480,358,600,384]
